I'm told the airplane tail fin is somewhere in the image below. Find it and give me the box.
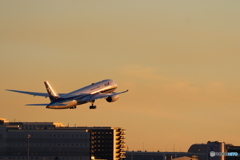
[44,81,60,101]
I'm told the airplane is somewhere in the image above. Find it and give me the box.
[6,79,128,109]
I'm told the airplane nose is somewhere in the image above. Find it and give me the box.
[113,81,118,87]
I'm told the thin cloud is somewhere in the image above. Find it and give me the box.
[119,64,239,109]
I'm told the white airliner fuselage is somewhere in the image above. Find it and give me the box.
[6,79,128,109]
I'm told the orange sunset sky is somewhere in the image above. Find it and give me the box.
[0,1,240,152]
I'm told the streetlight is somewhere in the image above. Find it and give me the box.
[27,135,31,160]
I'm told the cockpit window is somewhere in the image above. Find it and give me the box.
[104,82,110,86]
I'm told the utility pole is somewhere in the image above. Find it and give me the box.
[27,135,31,160]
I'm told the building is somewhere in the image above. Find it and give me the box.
[125,151,205,160]
[0,118,126,160]
[125,141,240,160]
[67,126,126,160]
[227,146,240,160]
[172,156,199,160]
[188,141,240,160]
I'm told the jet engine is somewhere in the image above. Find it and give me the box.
[106,94,119,102]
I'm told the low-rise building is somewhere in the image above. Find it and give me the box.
[0,118,126,160]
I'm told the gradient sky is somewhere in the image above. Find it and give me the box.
[1,1,240,152]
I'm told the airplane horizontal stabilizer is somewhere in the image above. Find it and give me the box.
[25,104,49,106]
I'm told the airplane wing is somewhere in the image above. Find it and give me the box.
[5,89,66,97]
[79,90,128,103]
